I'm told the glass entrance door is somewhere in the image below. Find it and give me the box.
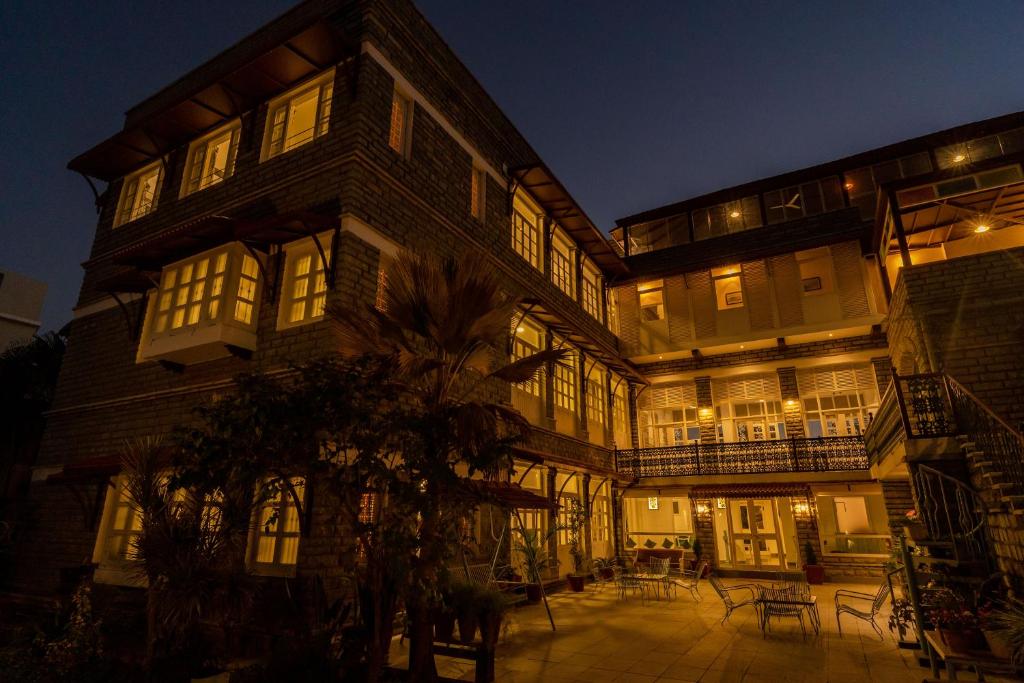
[718,498,785,570]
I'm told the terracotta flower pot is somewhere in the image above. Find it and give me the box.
[803,564,825,585]
[940,628,981,654]
[600,567,614,580]
[433,610,456,642]
[525,583,542,603]
[457,610,478,644]
[567,574,585,592]
[479,612,503,647]
[983,629,1014,660]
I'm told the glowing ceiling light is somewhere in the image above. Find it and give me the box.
[975,224,991,233]
[844,182,854,191]
[729,210,741,218]
[952,153,967,163]
[516,326,524,332]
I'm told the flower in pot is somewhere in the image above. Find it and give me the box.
[802,541,825,584]
[887,598,918,646]
[929,590,982,653]
[903,509,929,542]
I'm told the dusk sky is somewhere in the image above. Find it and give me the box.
[2,1,1022,331]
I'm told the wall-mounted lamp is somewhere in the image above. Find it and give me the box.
[792,501,811,516]
[695,502,711,515]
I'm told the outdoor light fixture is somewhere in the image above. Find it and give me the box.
[844,182,854,191]
[792,501,811,516]
[975,224,991,233]
[516,326,524,332]
[729,210,741,218]
[952,153,967,163]
[785,399,797,407]
[695,502,710,515]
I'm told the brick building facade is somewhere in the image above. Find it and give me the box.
[8,0,1024,598]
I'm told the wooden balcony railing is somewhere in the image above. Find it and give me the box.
[616,435,869,478]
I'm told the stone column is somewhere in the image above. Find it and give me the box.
[544,329,556,431]
[581,473,592,565]
[627,382,641,449]
[578,351,589,441]
[794,492,824,568]
[692,497,716,569]
[546,466,558,579]
[777,367,805,439]
[695,376,717,443]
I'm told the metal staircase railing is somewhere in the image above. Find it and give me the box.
[912,463,989,567]
[946,376,1024,495]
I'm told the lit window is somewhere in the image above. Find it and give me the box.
[96,475,143,564]
[511,317,544,397]
[553,349,577,412]
[512,191,542,270]
[637,382,701,447]
[551,230,575,298]
[713,374,785,442]
[115,162,162,227]
[249,478,305,575]
[152,249,235,335]
[388,89,412,156]
[182,122,240,196]
[581,262,602,320]
[606,287,620,335]
[470,166,486,220]
[638,279,665,321]
[712,266,743,309]
[592,492,610,542]
[798,365,879,437]
[234,254,260,325]
[279,236,332,328]
[796,247,834,295]
[262,71,334,160]
[586,374,607,426]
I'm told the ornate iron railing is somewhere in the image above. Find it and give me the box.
[946,376,1024,494]
[863,370,957,464]
[913,463,990,567]
[616,435,869,478]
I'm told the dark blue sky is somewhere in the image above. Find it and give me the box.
[2,1,1022,331]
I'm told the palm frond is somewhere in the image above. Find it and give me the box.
[489,348,567,384]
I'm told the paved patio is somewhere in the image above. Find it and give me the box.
[390,579,931,682]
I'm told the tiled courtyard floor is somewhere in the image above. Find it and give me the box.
[390,579,934,682]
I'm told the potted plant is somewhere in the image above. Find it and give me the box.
[448,581,480,644]
[888,598,919,648]
[903,509,929,543]
[432,600,456,643]
[566,499,587,592]
[929,590,982,653]
[802,541,825,584]
[512,526,559,603]
[476,586,510,647]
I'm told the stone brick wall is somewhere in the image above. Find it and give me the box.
[889,247,1024,427]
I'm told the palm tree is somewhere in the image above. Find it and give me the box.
[329,249,564,680]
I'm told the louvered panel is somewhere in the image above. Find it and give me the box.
[712,373,781,402]
[638,381,697,410]
[833,241,870,318]
[664,274,692,345]
[797,365,877,395]
[685,271,717,339]
[769,253,804,327]
[741,259,774,330]
[617,283,640,354]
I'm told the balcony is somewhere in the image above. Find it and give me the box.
[616,436,869,479]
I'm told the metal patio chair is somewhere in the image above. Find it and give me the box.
[835,580,890,640]
[709,575,759,624]
[758,582,817,639]
[669,560,707,601]
[613,565,647,603]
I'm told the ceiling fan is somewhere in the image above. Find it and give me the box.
[769,193,801,211]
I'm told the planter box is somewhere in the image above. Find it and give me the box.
[803,564,825,584]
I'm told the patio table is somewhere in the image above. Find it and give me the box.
[632,572,671,600]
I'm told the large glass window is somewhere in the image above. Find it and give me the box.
[182,122,240,196]
[764,178,845,224]
[552,347,577,412]
[637,382,700,447]
[798,365,879,437]
[262,71,334,160]
[115,162,162,227]
[278,236,331,328]
[815,491,890,556]
[551,230,575,298]
[249,478,305,575]
[627,214,689,254]
[585,365,607,427]
[638,279,665,321]
[581,261,602,320]
[511,317,544,398]
[388,88,413,156]
[512,191,542,270]
[712,266,743,310]
[713,374,785,442]
[692,196,763,240]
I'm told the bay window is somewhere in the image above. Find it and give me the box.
[262,71,334,160]
[138,243,262,365]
